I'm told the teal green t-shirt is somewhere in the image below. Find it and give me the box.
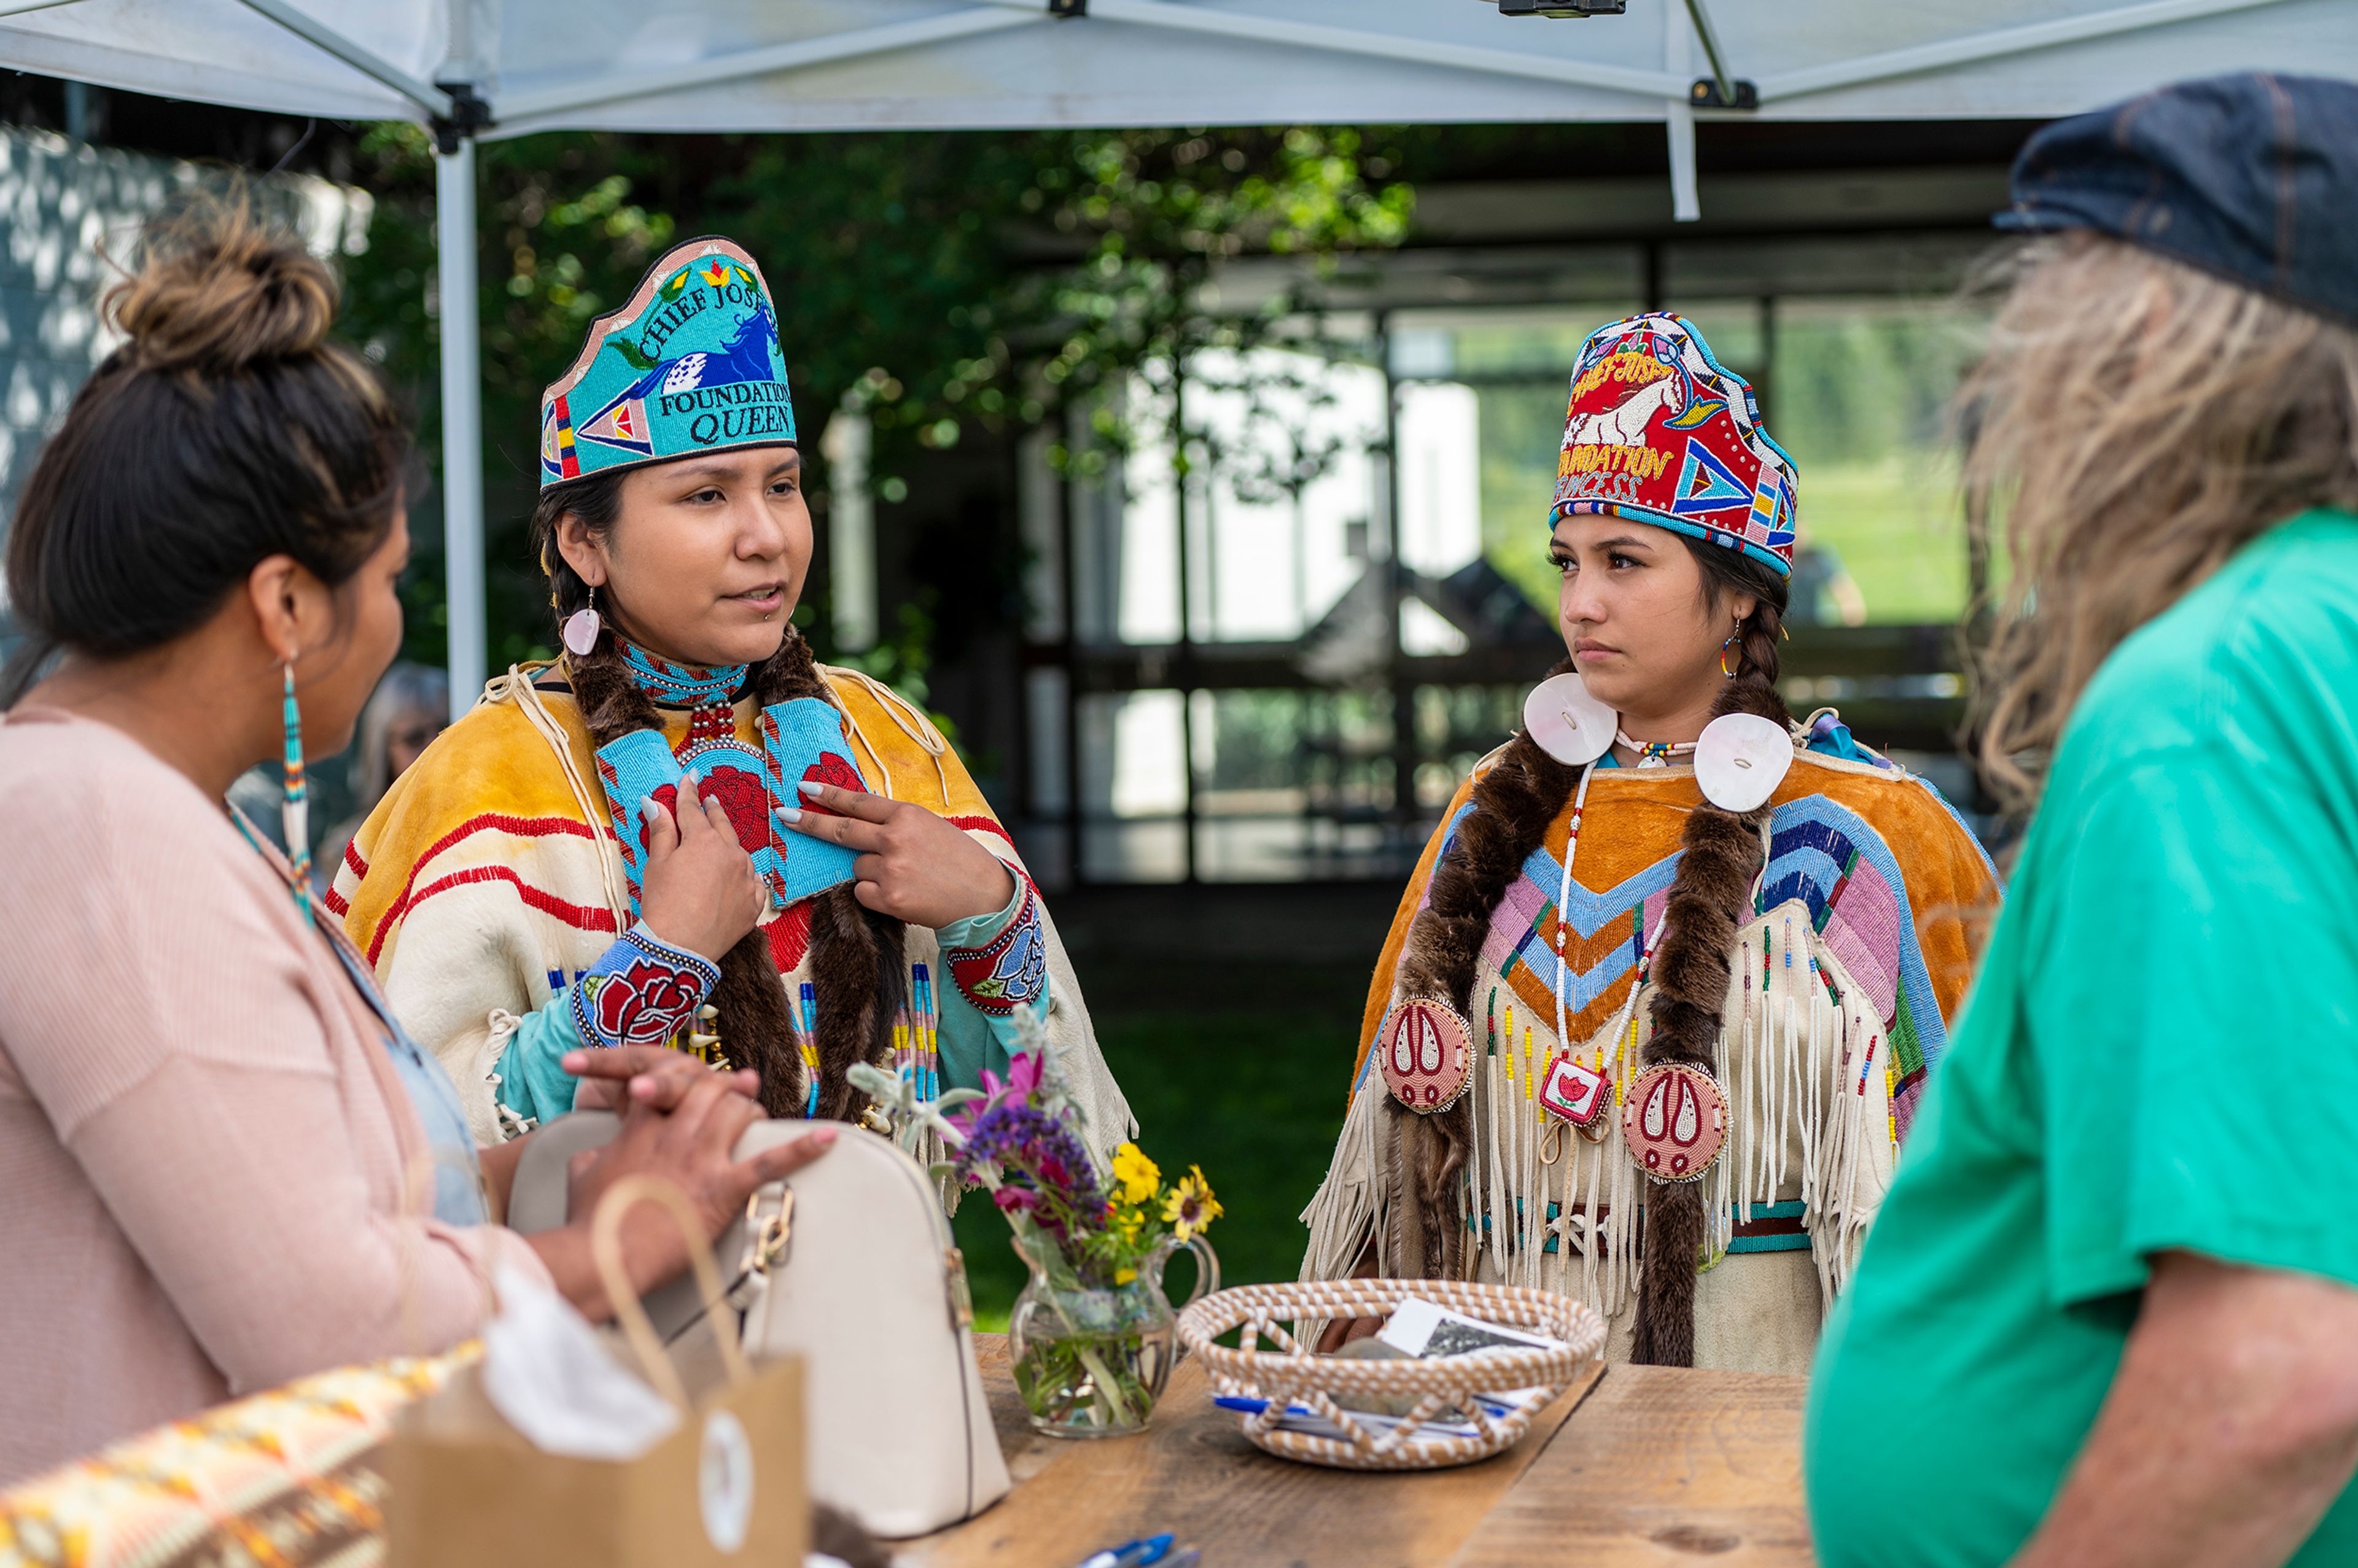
[1807,511,2358,1567]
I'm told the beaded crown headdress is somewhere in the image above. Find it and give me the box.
[538,236,796,489]
[1550,311,1797,577]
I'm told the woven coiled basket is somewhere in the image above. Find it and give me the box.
[1175,1279,1605,1470]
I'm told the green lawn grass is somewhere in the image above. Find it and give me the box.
[1797,454,1971,624]
[953,960,1368,1329]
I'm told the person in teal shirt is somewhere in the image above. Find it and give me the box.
[1809,74,2358,1568]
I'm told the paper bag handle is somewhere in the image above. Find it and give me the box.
[589,1174,754,1409]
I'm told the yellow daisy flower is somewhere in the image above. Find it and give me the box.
[1161,1166,1223,1240]
[1111,1142,1161,1206]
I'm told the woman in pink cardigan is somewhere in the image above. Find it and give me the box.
[0,210,832,1485]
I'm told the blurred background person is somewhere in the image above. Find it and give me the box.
[314,659,446,892]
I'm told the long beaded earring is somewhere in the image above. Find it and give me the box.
[281,661,314,920]
[1719,612,1745,679]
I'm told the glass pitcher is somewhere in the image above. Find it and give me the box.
[1006,1228,1220,1438]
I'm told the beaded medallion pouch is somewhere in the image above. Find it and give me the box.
[595,696,863,920]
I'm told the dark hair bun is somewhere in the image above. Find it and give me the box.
[2,203,408,696]
[106,208,338,375]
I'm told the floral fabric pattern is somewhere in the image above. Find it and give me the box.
[945,880,1047,1017]
[569,926,720,1052]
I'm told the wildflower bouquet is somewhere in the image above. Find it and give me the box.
[851,1009,1221,1435]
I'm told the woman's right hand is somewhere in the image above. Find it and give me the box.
[564,1073,835,1311]
[638,771,768,961]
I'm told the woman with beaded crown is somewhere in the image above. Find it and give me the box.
[337,236,1132,1157]
[1300,312,1998,1371]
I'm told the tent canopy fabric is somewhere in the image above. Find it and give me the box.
[4,0,2352,709]
[7,0,2352,133]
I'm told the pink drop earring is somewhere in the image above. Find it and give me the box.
[562,583,601,658]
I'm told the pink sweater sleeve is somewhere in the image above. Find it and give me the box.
[0,726,545,1394]
[64,1055,527,1392]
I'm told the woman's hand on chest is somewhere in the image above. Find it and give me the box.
[638,771,769,960]
[775,782,1017,930]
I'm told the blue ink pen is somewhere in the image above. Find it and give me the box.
[1064,1534,1174,1568]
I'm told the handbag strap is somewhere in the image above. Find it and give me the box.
[588,1175,755,1408]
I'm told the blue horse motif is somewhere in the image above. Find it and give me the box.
[641,289,781,400]
[578,287,784,452]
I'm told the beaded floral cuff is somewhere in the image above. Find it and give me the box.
[570,926,722,1050]
[944,878,1048,1017]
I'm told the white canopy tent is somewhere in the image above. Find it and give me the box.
[2,0,2351,711]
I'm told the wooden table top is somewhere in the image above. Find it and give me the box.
[903,1337,1815,1568]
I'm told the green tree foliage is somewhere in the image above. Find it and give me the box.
[337,125,1414,675]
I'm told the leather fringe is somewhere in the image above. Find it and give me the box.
[1628,673,1790,1367]
[570,626,905,1119]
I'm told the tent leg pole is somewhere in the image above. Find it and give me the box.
[1664,0,1700,223]
[436,134,486,720]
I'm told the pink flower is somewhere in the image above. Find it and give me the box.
[951,1050,1050,1140]
[993,1187,1038,1213]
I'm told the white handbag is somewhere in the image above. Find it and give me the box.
[509,1112,1011,1539]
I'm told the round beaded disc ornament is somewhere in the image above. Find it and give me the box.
[1619,1062,1728,1184]
[1378,998,1474,1115]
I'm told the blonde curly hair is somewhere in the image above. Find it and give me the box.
[1967,233,2358,814]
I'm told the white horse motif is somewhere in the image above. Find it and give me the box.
[1565,360,1687,448]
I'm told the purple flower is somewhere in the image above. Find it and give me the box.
[952,1098,1105,1237]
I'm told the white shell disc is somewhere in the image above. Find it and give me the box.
[1694,712,1794,812]
[1521,673,1615,766]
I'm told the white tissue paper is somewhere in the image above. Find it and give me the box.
[481,1262,682,1461]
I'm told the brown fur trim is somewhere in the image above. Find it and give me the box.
[569,625,905,1119]
[1380,659,1581,1272]
[1630,672,1791,1366]
[1382,1097,1466,1279]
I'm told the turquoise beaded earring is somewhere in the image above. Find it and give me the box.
[281,661,314,922]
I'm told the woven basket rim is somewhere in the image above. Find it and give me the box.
[1177,1278,1606,1397]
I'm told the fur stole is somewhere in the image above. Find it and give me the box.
[1627,673,1789,1365]
[569,626,905,1120]
[1383,660,1579,1279]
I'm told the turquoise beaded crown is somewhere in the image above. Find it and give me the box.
[539,236,796,488]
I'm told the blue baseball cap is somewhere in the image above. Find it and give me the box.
[539,236,796,487]
[1997,72,2358,330]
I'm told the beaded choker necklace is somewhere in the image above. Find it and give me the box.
[617,638,747,708]
[1616,729,1698,768]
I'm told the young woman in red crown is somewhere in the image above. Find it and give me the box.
[1302,312,1997,1371]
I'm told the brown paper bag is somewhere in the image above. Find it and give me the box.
[386,1176,809,1568]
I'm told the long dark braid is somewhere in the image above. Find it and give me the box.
[1628,543,1789,1366]
[1384,657,1578,1278]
